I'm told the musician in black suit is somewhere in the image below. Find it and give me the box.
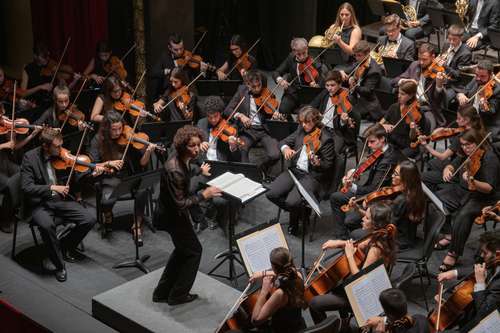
[224,70,280,178]
[20,128,100,282]
[378,14,416,62]
[463,0,500,50]
[153,125,222,305]
[272,38,326,115]
[266,106,335,235]
[437,231,500,331]
[401,0,442,41]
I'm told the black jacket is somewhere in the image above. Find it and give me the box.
[441,43,473,89]
[462,78,500,128]
[377,34,416,61]
[466,0,500,40]
[272,53,326,93]
[196,117,241,162]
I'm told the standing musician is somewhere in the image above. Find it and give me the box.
[436,231,500,331]
[455,60,500,140]
[434,129,499,272]
[153,68,198,122]
[83,40,127,85]
[393,43,447,130]
[88,110,157,243]
[326,2,362,63]
[20,128,101,282]
[462,0,499,50]
[380,80,431,158]
[20,42,54,108]
[310,70,360,154]
[266,106,335,236]
[216,35,257,81]
[330,123,402,239]
[377,14,416,62]
[273,38,325,115]
[308,202,398,326]
[224,69,280,179]
[152,125,222,305]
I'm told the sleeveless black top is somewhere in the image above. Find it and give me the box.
[24,62,51,88]
[332,26,355,63]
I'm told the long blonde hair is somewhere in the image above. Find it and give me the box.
[334,2,359,28]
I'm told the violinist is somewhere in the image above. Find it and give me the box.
[377,14,415,62]
[20,42,54,108]
[266,106,335,236]
[153,68,198,122]
[455,60,500,139]
[20,128,100,282]
[88,110,156,243]
[479,201,500,224]
[327,3,362,63]
[216,35,257,81]
[83,40,127,85]
[309,201,397,325]
[0,67,36,111]
[434,129,499,272]
[224,70,280,179]
[380,80,430,158]
[436,231,500,331]
[330,123,402,239]
[273,38,325,115]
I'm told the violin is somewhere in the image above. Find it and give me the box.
[169,86,193,120]
[114,92,160,121]
[352,58,370,84]
[298,57,319,85]
[253,87,282,119]
[479,80,495,112]
[0,116,44,135]
[103,56,127,81]
[304,127,321,156]
[331,88,354,128]
[210,119,244,146]
[117,125,166,152]
[423,61,446,80]
[340,149,383,193]
[465,148,484,191]
[51,147,96,173]
[401,99,422,125]
[40,59,58,77]
[57,105,93,129]
[340,185,404,213]
[235,54,253,73]
[411,127,465,149]
[474,201,500,225]
[0,79,36,109]
[176,50,216,72]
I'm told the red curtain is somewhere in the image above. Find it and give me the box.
[31,0,108,72]
[0,299,51,332]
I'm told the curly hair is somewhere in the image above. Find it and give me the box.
[98,110,125,161]
[203,95,225,115]
[173,125,205,155]
[270,247,307,309]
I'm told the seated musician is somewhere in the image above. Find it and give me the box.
[400,0,441,41]
[462,0,499,50]
[393,43,446,130]
[224,69,280,179]
[364,288,430,333]
[88,110,157,244]
[0,66,36,111]
[83,40,127,85]
[20,128,101,281]
[480,201,500,224]
[330,123,402,239]
[434,129,499,272]
[272,38,325,116]
[309,201,398,325]
[437,231,500,331]
[216,35,257,81]
[21,42,54,108]
[310,70,360,154]
[248,247,307,332]
[340,40,383,121]
[380,80,431,158]
[151,34,209,99]
[378,14,416,62]
[266,106,335,236]
[455,60,500,140]
[153,67,198,123]
[326,2,362,63]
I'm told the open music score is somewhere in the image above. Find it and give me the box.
[207,171,266,204]
[469,310,500,333]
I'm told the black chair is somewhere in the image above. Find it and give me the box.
[487,29,500,62]
[396,202,445,310]
[300,315,341,333]
[390,262,417,289]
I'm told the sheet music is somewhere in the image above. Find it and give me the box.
[422,182,447,215]
[207,171,244,189]
[345,264,392,326]
[208,171,266,203]
[470,310,500,333]
[288,170,322,216]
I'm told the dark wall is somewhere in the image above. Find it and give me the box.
[108,0,135,85]
[316,0,378,34]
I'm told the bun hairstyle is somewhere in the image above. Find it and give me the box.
[270,247,306,308]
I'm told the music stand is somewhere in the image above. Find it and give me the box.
[266,120,299,141]
[382,57,413,78]
[159,120,191,147]
[374,88,397,110]
[196,80,242,101]
[208,160,261,183]
[309,47,345,67]
[382,1,406,19]
[367,0,385,17]
[297,85,322,106]
[112,170,161,273]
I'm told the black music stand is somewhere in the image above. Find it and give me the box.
[196,80,242,101]
[297,85,322,106]
[383,57,413,78]
[158,120,191,147]
[309,47,345,67]
[374,89,397,110]
[208,161,261,182]
[382,1,406,19]
[367,0,385,17]
[266,120,299,141]
[112,170,160,273]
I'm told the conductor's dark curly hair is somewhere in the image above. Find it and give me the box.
[173,125,205,155]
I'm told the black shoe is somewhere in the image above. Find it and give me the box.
[288,224,299,236]
[55,269,67,282]
[168,293,198,306]
[63,249,85,263]
[152,295,169,303]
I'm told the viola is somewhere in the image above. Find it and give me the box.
[176,50,216,72]
[169,86,193,120]
[331,88,354,128]
[340,185,404,213]
[304,127,321,156]
[103,56,127,80]
[465,148,484,191]
[411,127,465,149]
[253,87,280,117]
[51,147,96,173]
[117,125,166,152]
[210,119,244,146]
[0,116,44,135]
[474,201,500,225]
[298,57,319,85]
[114,92,160,121]
[340,149,383,193]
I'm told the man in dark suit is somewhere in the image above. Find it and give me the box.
[463,0,500,50]
[272,37,326,115]
[20,128,100,282]
[266,106,335,235]
[378,14,416,62]
[401,0,442,41]
[224,70,280,178]
[437,231,500,331]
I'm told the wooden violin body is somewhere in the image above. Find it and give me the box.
[176,50,216,72]
[340,149,383,193]
[210,119,244,146]
[298,57,319,85]
[51,148,95,173]
[474,201,500,225]
[340,185,404,213]
[304,127,321,156]
[411,127,465,149]
[117,125,166,152]
[0,116,42,135]
[104,56,127,80]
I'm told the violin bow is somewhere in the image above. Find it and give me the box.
[466,72,500,104]
[50,37,72,86]
[346,42,380,79]
[131,70,147,100]
[65,125,89,188]
[210,96,245,145]
[60,77,89,131]
[214,281,253,333]
[435,282,444,332]
[225,38,261,78]
[191,31,207,55]
[10,80,16,145]
[160,72,204,112]
[451,132,491,178]
[120,111,142,162]
[103,43,137,82]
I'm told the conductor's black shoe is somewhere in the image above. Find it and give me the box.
[55,269,67,282]
[168,293,198,305]
[152,295,169,303]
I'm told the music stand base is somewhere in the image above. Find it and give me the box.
[208,252,245,282]
[113,255,150,274]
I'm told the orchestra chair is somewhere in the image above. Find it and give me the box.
[486,29,500,62]
[390,262,418,289]
[300,315,341,333]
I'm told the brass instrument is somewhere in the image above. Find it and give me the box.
[436,45,453,65]
[309,22,344,48]
[370,42,398,65]
[401,4,418,29]
[455,0,469,29]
